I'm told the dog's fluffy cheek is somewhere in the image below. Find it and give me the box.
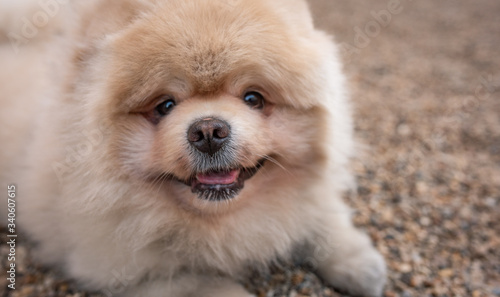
[267,108,323,163]
[113,117,188,178]
[113,118,159,175]
[150,119,192,178]
[228,115,272,167]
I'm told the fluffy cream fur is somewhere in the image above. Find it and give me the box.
[0,0,386,296]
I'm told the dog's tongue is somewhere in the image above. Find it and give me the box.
[196,169,240,185]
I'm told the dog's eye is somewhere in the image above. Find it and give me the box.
[243,92,265,109]
[155,98,176,116]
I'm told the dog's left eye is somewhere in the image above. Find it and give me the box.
[155,98,176,116]
[243,92,265,109]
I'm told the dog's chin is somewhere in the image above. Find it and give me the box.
[173,159,266,201]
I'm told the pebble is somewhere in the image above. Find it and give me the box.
[291,272,304,286]
[399,263,413,273]
[397,124,412,136]
[410,275,424,288]
[438,269,454,278]
[419,216,431,226]
[485,197,496,207]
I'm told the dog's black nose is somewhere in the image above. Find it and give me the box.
[187,118,230,155]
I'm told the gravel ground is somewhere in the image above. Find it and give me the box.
[1,0,499,296]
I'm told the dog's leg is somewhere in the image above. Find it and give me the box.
[121,275,254,297]
[306,212,387,297]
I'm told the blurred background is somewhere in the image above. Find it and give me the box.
[309,0,500,296]
[1,0,499,296]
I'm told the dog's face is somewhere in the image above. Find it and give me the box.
[76,0,332,214]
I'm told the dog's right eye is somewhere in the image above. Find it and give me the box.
[243,91,265,109]
[155,98,176,116]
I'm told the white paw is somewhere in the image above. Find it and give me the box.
[319,246,387,297]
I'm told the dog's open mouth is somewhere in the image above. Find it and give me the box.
[184,159,265,201]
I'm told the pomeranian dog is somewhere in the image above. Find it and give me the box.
[0,0,386,296]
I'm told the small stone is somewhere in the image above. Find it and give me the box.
[399,263,413,273]
[438,269,454,278]
[485,197,496,207]
[397,124,412,136]
[416,182,428,194]
[419,216,431,226]
[410,275,423,287]
[271,273,286,284]
[400,272,413,286]
[289,291,308,297]
[423,278,436,288]
[291,272,304,285]
[381,208,395,223]
[492,287,500,296]
[59,283,69,292]
[20,286,35,295]
[411,251,423,264]
[298,286,312,295]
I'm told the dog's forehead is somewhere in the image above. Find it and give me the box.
[125,4,287,87]
[106,0,326,109]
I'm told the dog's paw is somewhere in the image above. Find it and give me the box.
[318,245,387,297]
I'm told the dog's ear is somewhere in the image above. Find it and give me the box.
[71,0,153,64]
